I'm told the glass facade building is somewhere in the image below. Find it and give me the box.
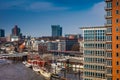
[0,29,5,37]
[51,25,62,37]
[81,27,107,80]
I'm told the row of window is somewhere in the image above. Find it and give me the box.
[84,43,112,49]
[84,50,112,58]
[84,43,105,49]
[84,51,120,58]
[85,43,120,49]
[84,35,120,41]
[106,18,120,24]
[84,30,105,33]
[106,1,119,8]
[106,9,119,17]
[84,57,105,64]
[84,64,105,71]
[84,50,105,56]
[84,71,105,78]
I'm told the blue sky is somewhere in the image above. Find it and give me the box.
[0,0,105,37]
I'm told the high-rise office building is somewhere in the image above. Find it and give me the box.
[51,25,62,37]
[81,26,106,80]
[12,25,21,36]
[81,0,120,80]
[0,29,5,37]
[105,0,120,80]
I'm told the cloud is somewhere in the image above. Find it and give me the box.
[27,2,69,11]
[0,1,26,10]
[0,1,68,11]
[90,1,105,17]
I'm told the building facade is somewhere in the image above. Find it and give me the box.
[105,0,120,80]
[12,25,21,36]
[51,25,62,37]
[0,29,5,37]
[81,27,106,80]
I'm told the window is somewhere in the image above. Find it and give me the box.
[116,36,118,40]
[107,36,112,41]
[116,10,119,14]
[116,61,119,65]
[107,28,112,33]
[107,2,112,8]
[116,19,119,23]
[117,78,119,80]
[116,53,119,57]
[107,11,112,16]
[107,68,112,74]
[116,44,120,48]
[107,60,112,66]
[116,44,118,48]
[107,52,112,58]
[116,36,120,40]
[107,77,112,80]
[116,70,119,74]
[116,27,119,32]
[116,1,119,6]
[106,44,112,49]
[107,19,112,24]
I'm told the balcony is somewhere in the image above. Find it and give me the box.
[104,23,112,27]
[105,0,112,2]
[104,6,112,10]
[106,31,112,35]
[104,15,112,19]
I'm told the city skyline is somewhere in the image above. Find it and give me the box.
[0,0,105,37]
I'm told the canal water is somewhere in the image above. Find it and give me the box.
[0,60,45,80]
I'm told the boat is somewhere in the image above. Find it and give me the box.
[32,65,41,72]
[22,61,27,65]
[25,62,32,68]
[39,67,51,79]
[51,63,62,74]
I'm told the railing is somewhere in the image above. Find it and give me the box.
[104,23,112,27]
[104,6,112,10]
[104,15,112,19]
[105,0,112,2]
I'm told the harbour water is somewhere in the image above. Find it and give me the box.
[0,61,45,80]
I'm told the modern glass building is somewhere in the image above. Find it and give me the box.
[0,29,5,37]
[51,25,62,37]
[12,25,21,36]
[81,26,107,80]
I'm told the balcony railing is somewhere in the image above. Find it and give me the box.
[104,23,112,27]
[105,0,112,2]
[104,15,112,19]
[104,6,112,10]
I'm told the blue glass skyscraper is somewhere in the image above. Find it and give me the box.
[51,25,62,37]
[0,29,5,37]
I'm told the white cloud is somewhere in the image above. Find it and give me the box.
[0,1,68,11]
[0,1,25,10]
[27,2,68,11]
[55,1,106,35]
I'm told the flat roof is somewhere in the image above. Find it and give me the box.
[80,26,105,29]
